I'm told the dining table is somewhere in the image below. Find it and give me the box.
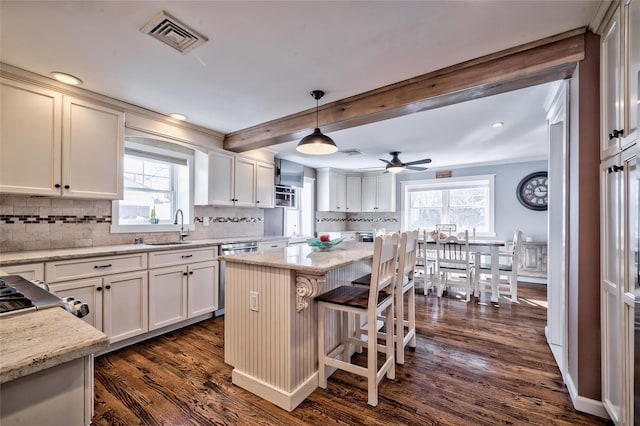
[419,238,506,303]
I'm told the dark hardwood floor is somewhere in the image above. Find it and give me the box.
[93,283,612,425]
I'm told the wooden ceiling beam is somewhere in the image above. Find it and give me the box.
[223,28,586,153]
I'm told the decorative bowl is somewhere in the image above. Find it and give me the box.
[307,237,344,251]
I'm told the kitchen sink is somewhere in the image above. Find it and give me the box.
[144,241,191,246]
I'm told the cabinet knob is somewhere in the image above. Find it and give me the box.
[105,285,111,290]
[608,165,623,173]
[64,185,70,190]
[608,129,623,140]
[256,200,260,204]
[183,272,188,276]
[189,271,194,275]
[54,184,61,188]
[97,287,102,291]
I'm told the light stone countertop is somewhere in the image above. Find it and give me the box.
[0,236,289,267]
[219,241,375,274]
[0,308,109,384]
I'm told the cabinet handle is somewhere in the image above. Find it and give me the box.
[97,287,102,291]
[54,184,61,188]
[271,245,277,248]
[256,200,260,204]
[189,271,194,275]
[105,285,111,290]
[94,264,112,269]
[183,272,188,276]
[181,254,193,259]
[608,129,623,140]
[64,185,70,190]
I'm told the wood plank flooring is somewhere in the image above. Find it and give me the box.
[93,283,612,425]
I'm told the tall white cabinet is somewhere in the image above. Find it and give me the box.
[0,79,124,199]
[599,1,638,424]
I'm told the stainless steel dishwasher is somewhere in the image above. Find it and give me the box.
[215,241,259,316]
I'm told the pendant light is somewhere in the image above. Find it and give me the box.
[296,90,338,155]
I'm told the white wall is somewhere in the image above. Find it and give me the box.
[395,160,549,242]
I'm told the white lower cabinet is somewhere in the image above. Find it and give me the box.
[0,263,44,281]
[149,261,218,330]
[257,240,288,251]
[49,270,148,344]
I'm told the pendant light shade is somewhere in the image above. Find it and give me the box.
[296,90,338,155]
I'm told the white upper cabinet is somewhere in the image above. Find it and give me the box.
[345,175,362,212]
[0,79,124,199]
[361,173,396,212]
[601,0,640,158]
[206,150,273,207]
[255,162,275,208]
[317,168,347,211]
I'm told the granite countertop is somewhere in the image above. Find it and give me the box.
[0,236,290,266]
[0,308,109,384]
[219,241,374,274]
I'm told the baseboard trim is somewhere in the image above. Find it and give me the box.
[565,373,610,419]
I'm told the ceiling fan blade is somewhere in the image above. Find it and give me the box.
[403,158,432,166]
[378,159,391,164]
[406,166,428,171]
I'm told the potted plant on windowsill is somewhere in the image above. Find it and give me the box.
[149,206,159,224]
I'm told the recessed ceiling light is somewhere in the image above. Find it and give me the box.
[50,72,82,85]
[169,113,187,121]
[491,121,504,128]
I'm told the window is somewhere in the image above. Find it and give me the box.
[285,177,315,237]
[111,139,193,233]
[402,175,494,236]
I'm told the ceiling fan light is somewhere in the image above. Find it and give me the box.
[387,164,405,174]
[296,128,338,155]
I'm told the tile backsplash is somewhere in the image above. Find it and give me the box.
[315,211,399,233]
[0,196,264,252]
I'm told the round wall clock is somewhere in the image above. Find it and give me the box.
[516,171,548,211]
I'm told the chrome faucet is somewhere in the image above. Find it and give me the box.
[173,209,188,241]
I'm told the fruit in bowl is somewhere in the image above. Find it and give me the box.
[319,234,330,242]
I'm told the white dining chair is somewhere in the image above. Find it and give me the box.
[474,230,523,302]
[393,230,418,364]
[435,230,474,302]
[317,233,398,406]
[413,229,435,295]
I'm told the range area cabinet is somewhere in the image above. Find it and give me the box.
[148,247,218,330]
[46,253,149,344]
[0,262,44,281]
[205,150,274,208]
[598,2,638,424]
[0,78,124,199]
[317,169,395,212]
[361,173,396,212]
[257,239,288,251]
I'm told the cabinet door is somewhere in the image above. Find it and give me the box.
[187,261,218,317]
[376,174,396,212]
[361,175,377,212]
[624,0,639,145]
[316,168,331,211]
[255,162,275,208]
[0,80,62,196]
[346,175,361,212]
[329,171,346,211]
[62,97,124,199]
[601,6,624,158]
[234,157,256,207]
[208,151,235,205]
[601,155,623,423]
[149,265,188,330]
[49,278,103,332]
[103,271,148,343]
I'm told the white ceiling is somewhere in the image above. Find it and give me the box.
[0,1,601,171]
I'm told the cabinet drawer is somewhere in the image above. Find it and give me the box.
[0,263,45,281]
[258,240,287,250]
[45,253,147,283]
[148,247,217,268]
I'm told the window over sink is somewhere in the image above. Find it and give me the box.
[401,175,495,236]
[111,138,194,233]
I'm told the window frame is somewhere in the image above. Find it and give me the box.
[401,174,496,237]
[111,140,195,234]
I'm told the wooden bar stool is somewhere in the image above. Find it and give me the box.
[394,230,418,364]
[316,233,398,406]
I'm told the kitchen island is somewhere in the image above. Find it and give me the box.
[221,242,374,411]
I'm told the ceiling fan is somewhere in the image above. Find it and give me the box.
[379,151,431,173]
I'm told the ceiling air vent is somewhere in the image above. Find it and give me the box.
[338,149,362,156]
[140,11,208,55]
